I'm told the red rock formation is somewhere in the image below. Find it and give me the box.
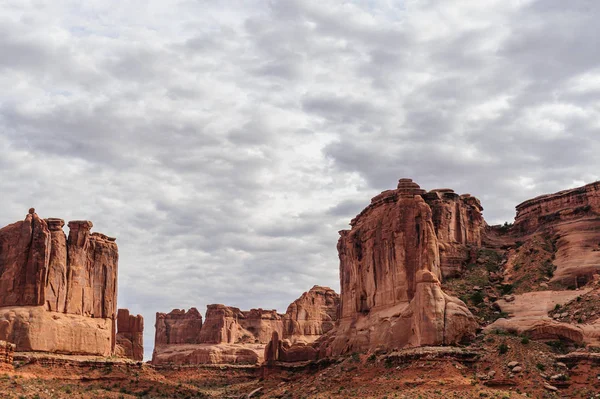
[511,181,600,285]
[199,305,282,345]
[326,179,478,356]
[152,305,283,365]
[153,288,340,366]
[264,331,317,364]
[65,221,118,319]
[155,308,203,345]
[152,343,263,366]
[115,309,144,361]
[514,181,600,234]
[0,340,14,370]
[283,286,339,344]
[423,190,484,277]
[0,210,119,355]
[45,219,67,313]
[0,209,50,307]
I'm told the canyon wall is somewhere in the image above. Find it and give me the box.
[0,210,119,356]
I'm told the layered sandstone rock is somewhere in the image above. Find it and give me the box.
[510,181,600,286]
[0,210,119,355]
[155,308,203,345]
[152,343,264,366]
[266,179,479,362]
[115,309,144,361]
[0,306,113,355]
[283,286,339,344]
[199,305,282,345]
[152,305,285,365]
[514,181,600,234]
[423,190,484,277]
[0,209,50,307]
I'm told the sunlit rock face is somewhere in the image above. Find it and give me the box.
[0,210,118,356]
[513,181,600,286]
[282,285,339,344]
[328,179,479,356]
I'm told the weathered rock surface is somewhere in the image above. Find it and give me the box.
[152,305,286,365]
[0,306,113,355]
[0,210,50,307]
[486,290,590,343]
[115,309,144,361]
[0,340,14,370]
[283,286,339,344]
[423,189,484,277]
[152,343,264,365]
[324,179,478,356]
[153,287,340,365]
[0,210,119,355]
[514,181,600,234]
[199,305,282,345]
[155,308,203,345]
[511,182,600,286]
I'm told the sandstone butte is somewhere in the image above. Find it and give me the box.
[151,285,340,365]
[0,209,143,361]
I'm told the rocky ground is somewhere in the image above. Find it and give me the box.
[3,339,600,398]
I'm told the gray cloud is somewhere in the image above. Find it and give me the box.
[1,0,599,359]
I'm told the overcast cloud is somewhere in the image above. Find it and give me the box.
[1,0,599,359]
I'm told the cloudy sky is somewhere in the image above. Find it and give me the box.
[1,0,599,359]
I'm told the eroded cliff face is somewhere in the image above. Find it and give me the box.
[115,309,144,361]
[514,181,600,234]
[152,305,284,365]
[283,285,339,344]
[511,181,600,286]
[199,305,282,345]
[152,288,340,365]
[0,210,119,355]
[155,308,203,345]
[265,179,479,363]
[423,190,484,278]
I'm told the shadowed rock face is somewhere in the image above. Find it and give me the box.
[154,308,203,345]
[116,309,144,361]
[0,210,119,355]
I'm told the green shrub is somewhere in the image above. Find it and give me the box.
[498,343,508,354]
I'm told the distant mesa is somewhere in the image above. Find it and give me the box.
[151,285,340,365]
